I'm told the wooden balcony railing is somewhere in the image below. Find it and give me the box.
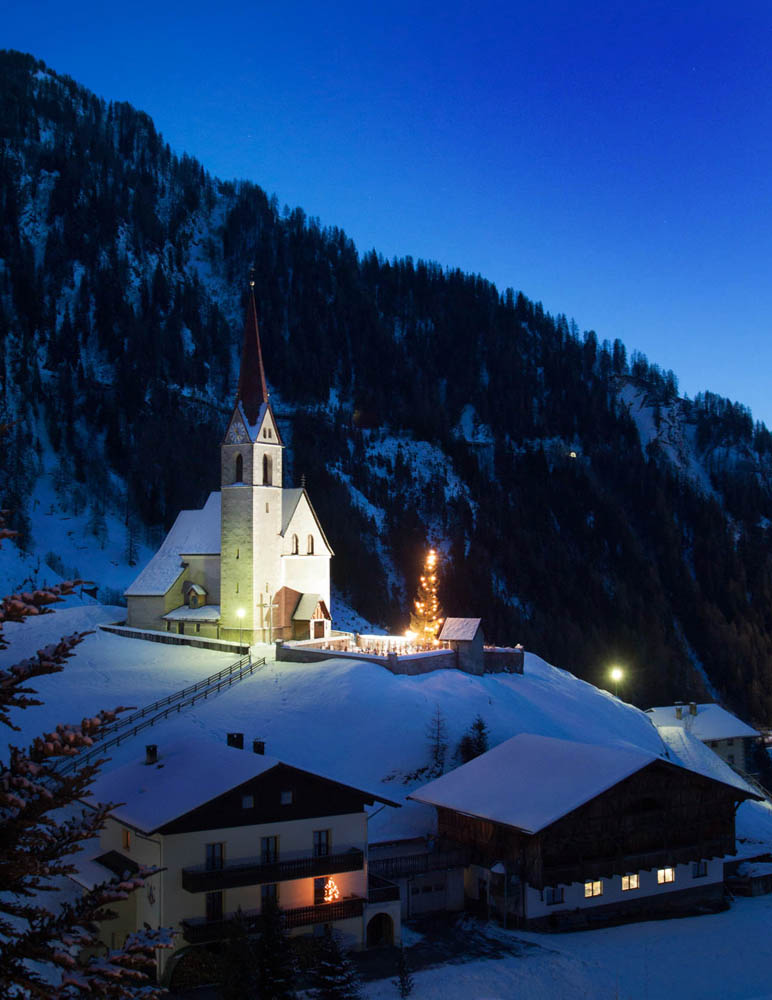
[180,897,365,944]
[181,848,364,892]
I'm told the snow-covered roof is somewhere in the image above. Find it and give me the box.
[656,726,758,796]
[87,741,281,832]
[646,703,759,741]
[293,593,323,620]
[410,733,658,834]
[162,604,221,622]
[439,618,482,641]
[409,730,758,835]
[124,493,221,597]
[187,583,207,596]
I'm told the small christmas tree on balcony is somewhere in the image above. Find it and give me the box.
[410,547,444,643]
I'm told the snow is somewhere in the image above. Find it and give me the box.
[657,726,757,795]
[87,741,281,832]
[162,604,221,621]
[439,618,482,641]
[647,703,759,741]
[124,492,221,596]
[411,734,660,833]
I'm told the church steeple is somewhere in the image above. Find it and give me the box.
[235,270,269,426]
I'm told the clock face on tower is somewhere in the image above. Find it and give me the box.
[225,413,249,444]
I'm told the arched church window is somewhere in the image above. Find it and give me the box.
[263,454,272,485]
[235,454,243,482]
[291,534,299,555]
[307,535,314,555]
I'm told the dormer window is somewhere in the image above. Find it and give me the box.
[235,454,243,483]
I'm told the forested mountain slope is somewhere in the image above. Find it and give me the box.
[3,50,772,719]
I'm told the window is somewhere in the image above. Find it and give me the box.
[196,623,201,633]
[544,886,564,905]
[291,534,299,555]
[657,867,675,884]
[307,534,314,555]
[206,843,224,871]
[692,861,708,879]
[206,891,223,922]
[235,454,243,482]
[584,880,603,898]
[622,873,639,891]
[314,876,327,905]
[236,547,240,560]
[280,789,293,805]
[122,829,131,851]
[261,836,278,864]
[313,830,330,858]
[236,581,239,594]
[261,883,278,904]
[266,502,269,513]
[263,454,272,485]
[241,794,254,809]
[728,753,735,764]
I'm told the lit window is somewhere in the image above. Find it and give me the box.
[544,886,564,905]
[584,880,603,898]
[657,867,675,884]
[281,789,293,805]
[242,794,254,809]
[622,873,639,891]
[692,861,707,879]
[122,829,131,851]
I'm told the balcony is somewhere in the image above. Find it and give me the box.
[181,848,365,893]
[368,873,400,904]
[181,897,366,944]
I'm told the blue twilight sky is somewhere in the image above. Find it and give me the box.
[6,1,772,424]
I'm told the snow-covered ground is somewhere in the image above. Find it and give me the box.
[4,602,772,999]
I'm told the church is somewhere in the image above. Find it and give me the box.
[125,279,333,645]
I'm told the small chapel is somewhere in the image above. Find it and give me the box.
[125,278,333,645]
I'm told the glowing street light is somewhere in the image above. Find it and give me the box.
[610,665,624,698]
[237,607,245,649]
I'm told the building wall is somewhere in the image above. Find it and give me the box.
[126,594,168,630]
[181,555,221,606]
[524,857,724,920]
[281,495,331,609]
[709,737,750,772]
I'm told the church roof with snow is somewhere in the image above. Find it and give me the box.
[646,703,759,741]
[124,492,221,597]
[439,618,482,641]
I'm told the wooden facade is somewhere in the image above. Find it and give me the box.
[436,759,746,891]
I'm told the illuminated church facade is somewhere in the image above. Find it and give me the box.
[125,281,332,645]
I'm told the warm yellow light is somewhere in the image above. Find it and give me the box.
[323,877,340,903]
[405,630,417,639]
[236,608,245,620]
[610,666,623,683]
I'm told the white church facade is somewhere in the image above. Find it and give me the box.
[125,280,332,644]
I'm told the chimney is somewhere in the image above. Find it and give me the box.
[675,703,683,720]
[689,702,697,716]
[227,732,244,750]
[253,739,265,755]
[145,744,158,765]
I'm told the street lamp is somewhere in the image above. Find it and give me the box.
[237,607,245,649]
[610,666,624,698]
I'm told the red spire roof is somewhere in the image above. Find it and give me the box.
[235,277,269,425]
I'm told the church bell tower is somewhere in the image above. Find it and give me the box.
[220,274,284,643]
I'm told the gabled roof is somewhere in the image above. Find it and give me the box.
[235,282,269,426]
[293,594,330,621]
[281,488,334,554]
[86,739,397,833]
[125,493,221,597]
[439,618,482,641]
[646,703,759,741]
[409,731,757,836]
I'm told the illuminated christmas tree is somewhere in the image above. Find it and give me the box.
[410,547,444,643]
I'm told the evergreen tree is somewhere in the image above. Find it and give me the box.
[470,714,489,757]
[220,908,259,1000]
[409,547,443,643]
[307,926,362,1000]
[0,519,172,996]
[256,895,296,999]
[392,947,414,998]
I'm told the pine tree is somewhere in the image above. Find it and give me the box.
[470,714,489,757]
[220,908,259,1000]
[409,548,443,643]
[392,947,414,998]
[256,895,296,999]
[0,517,172,996]
[307,925,362,1000]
